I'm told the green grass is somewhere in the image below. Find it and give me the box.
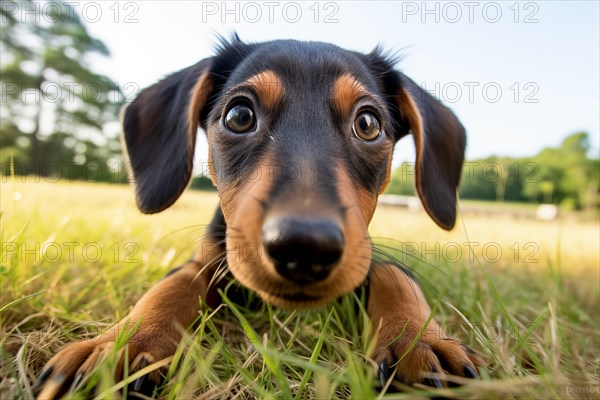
[1,179,599,399]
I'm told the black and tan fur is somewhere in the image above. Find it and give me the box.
[35,36,482,399]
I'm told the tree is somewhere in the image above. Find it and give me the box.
[557,132,596,209]
[523,132,598,209]
[1,0,124,181]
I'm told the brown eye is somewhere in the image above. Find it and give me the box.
[353,112,381,141]
[225,102,255,133]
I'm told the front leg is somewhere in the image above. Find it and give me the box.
[368,263,483,388]
[34,242,223,400]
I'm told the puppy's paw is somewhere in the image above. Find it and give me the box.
[373,322,483,389]
[367,264,484,390]
[34,326,175,399]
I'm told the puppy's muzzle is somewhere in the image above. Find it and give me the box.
[262,216,345,285]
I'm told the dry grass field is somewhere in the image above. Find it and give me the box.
[1,179,599,399]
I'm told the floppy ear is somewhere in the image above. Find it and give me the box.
[121,58,213,214]
[394,75,466,230]
[361,51,465,228]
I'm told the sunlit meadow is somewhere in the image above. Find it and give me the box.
[1,180,598,399]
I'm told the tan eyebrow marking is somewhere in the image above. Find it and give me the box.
[246,70,284,111]
[331,73,368,116]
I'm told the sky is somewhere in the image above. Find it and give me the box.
[60,0,599,167]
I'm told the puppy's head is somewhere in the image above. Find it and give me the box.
[122,36,466,308]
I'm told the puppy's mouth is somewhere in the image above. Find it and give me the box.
[256,288,327,308]
[279,292,322,301]
[225,247,371,309]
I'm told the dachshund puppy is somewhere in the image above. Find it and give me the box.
[35,35,482,399]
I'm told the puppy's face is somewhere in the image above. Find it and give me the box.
[122,38,466,309]
[203,43,396,307]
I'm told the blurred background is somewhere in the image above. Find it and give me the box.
[1,0,598,215]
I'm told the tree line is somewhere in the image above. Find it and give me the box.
[386,132,599,210]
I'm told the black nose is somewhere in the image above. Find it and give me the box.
[262,217,344,284]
